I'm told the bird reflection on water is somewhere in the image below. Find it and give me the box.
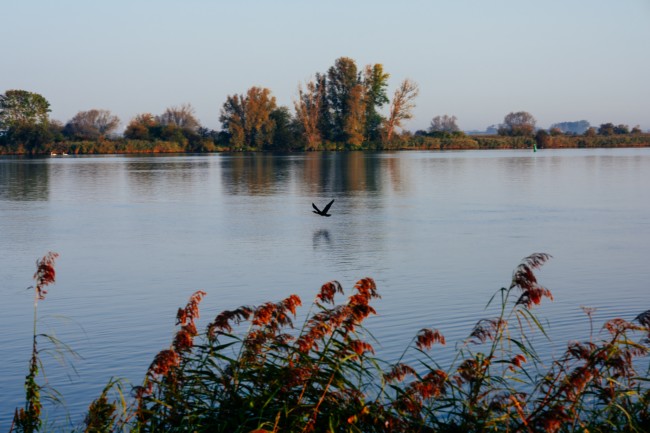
[312,229,332,250]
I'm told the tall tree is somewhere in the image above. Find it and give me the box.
[220,87,278,150]
[343,84,366,148]
[294,80,322,150]
[429,115,460,133]
[383,79,419,143]
[0,90,50,131]
[315,73,332,142]
[269,107,295,151]
[363,64,390,142]
[64,109,120,139]
[498,111,536,136]
[327,57,359,141]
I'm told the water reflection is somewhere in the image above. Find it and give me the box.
[220,154,294,195]
[312,229,332,250]
[219,152,407,197]
[126,158,214,200]
[0,158,50,201]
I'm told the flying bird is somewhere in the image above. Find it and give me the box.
[312,199,335,217]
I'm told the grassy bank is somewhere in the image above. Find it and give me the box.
[10,253,650,432]
[2,134,650,156]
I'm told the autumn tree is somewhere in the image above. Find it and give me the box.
[383,79,419,143]
[64,109,120,139]
[294,80,322,150]
[429,114,460,134]
[343,84,366,148]
[220,87,278,150]
[124,113,157,140]
[498,111,536,136]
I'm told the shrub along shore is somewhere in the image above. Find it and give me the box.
[1,133,650,156]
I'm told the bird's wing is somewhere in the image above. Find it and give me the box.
[322,199,335,213]
[312,203,321,212]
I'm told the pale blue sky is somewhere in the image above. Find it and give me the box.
[2,0,649,132]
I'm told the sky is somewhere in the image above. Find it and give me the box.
[2,0,649,132]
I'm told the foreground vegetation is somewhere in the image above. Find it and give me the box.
[10,253,650,432]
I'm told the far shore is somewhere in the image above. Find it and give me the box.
[2,133,650,156]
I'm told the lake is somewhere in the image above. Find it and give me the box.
[1,149,649,428]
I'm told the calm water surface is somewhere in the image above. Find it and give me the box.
[1,149,649,427]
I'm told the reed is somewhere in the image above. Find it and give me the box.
[11,253,650,432]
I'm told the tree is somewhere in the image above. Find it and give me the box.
[294,80,322,150]
[64,109,120,140]
[549,120,590,135]
[614,124,630,135]
[535,129,551,148]
[598,123,615,136]
[343,84,366,148]
[498,111,536,136]
[220,87,278,150]
[327,57,359,141]
[0,90,50,131]
[362,64,390,142]
[269,107,296,151]
[429,115,460,134]
[124,113,157,140]
[383,79,419,143]
[157,104,200,132]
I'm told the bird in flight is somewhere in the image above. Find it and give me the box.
[312,199,335,217]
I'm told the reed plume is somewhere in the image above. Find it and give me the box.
[12,252,58,433]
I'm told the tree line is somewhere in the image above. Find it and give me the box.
[1,58,648,155]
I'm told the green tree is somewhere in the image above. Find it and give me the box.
[64,109,120,140]
[498,111,536,136]
[535,129,551,148]
[614,124,630,134]
[269,107,296,151]
[327,57,359,142]
[0,90,51,131]
[597,123,615,136]
[0,90,52,151]
[220,87,278,150]
[315,73,333,142]
[363,64,390,142]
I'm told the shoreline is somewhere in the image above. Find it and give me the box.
[2,133,650,156]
